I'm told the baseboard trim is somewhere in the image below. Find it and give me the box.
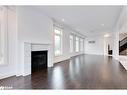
[54,53,85,64]
[0,73,15,80]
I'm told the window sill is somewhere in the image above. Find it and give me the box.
[55,54,62,57]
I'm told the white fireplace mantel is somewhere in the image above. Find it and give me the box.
[23,42,53,76]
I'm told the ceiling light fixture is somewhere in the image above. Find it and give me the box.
[62,19,65,22]
[104,34,110,37]
[101,24,105,26]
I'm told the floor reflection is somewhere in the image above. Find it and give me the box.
[51,66,65,89]
[75,57,80,74]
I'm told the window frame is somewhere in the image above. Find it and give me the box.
[80,38,84,52]
[54,26,63,56]
[70,34,74,53]
[75,36,80,52]
[0,7,8,65]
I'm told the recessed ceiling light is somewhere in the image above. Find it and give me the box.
[104,34,110,37]
[62,19,65,22]
[101,24,105,26]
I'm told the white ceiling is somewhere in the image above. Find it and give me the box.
[37,6,123,36]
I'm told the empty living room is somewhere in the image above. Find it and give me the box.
[1,0,127,94]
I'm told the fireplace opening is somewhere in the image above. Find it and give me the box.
[31,50,47,73]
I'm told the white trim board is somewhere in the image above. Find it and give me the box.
[119,56,127,70]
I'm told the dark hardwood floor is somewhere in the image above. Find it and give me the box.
[0,54,127,89]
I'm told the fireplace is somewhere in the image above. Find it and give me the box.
[23,43,53,76]
[31,50,48,73]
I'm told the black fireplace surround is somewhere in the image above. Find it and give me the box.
[31,51,47,73]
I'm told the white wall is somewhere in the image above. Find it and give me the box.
[0,6,85,79]
[54,26,85,63]
[85,36,105,55]
[0,7,17,79]
[16,7,54,76]
[85,32,114,56]
[16,6,85,75]
[17,7,53,44]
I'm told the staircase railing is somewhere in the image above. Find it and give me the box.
[119,37,127,47]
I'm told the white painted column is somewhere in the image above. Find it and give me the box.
[113,29,119,60]
[104,37,108,56]
[23,42,31,76]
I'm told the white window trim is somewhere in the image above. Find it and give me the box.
[70,34,74,53]
[75,36,80,52]
[80,38,84,52]
[54,26,63,57]
[0,7,8,66]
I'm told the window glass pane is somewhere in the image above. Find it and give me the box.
[76,37,79,52]
[55,35,61,56]
[76,41,79,52]
[0,24,1,62]
[70,35,73,39]
[55,29,61,35]
[70,35,73,52]
[0,9,3,64]
[80,38,84,52]
[0,7,7,65]
[54,27,62,56]
[76,37,78,41]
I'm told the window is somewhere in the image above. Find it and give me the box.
[54,27,62,56]
[75,36,79,52]
[0,23,2,64]
[0,7,8,65]
[70,35,74,53]
[80,38,84,52]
